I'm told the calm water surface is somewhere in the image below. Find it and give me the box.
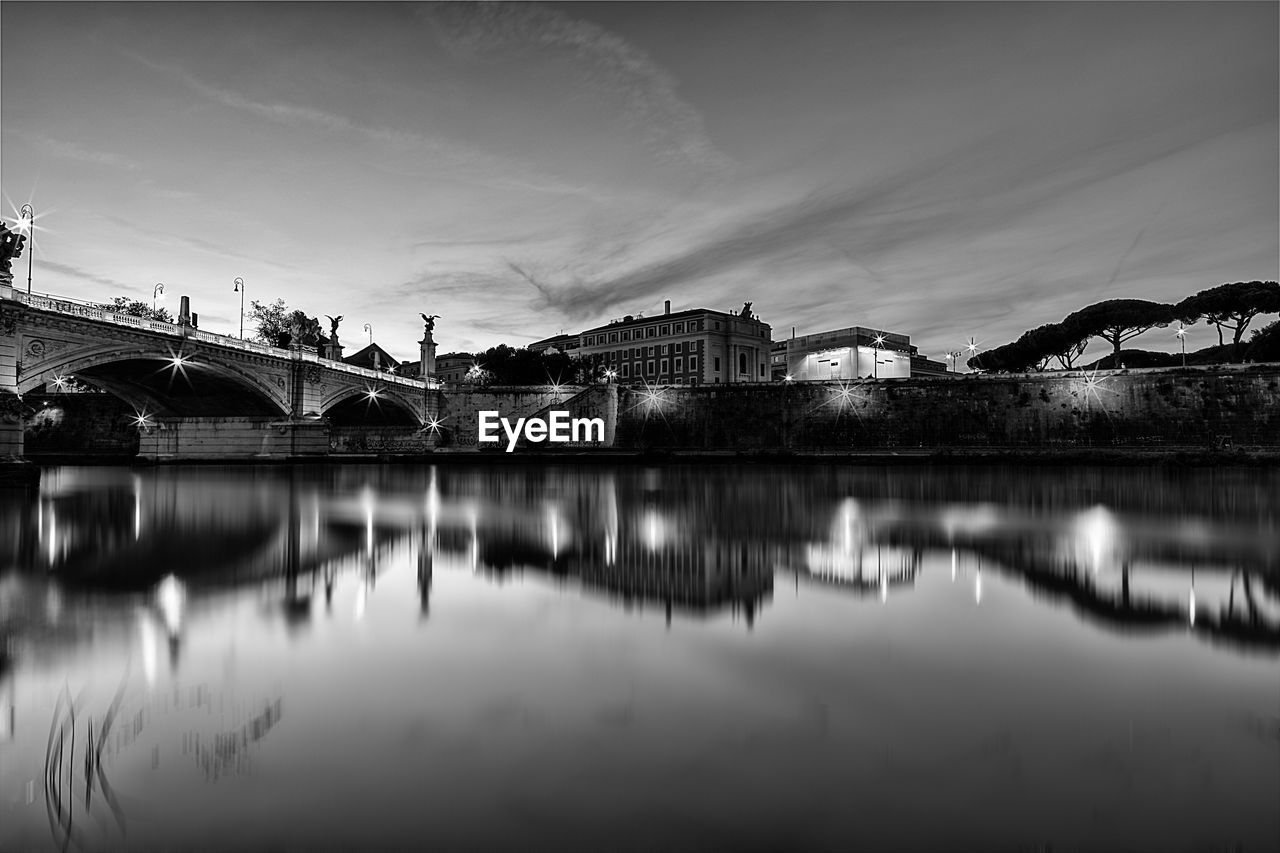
[1,463,1277,852]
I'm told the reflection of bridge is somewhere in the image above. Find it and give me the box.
[3,466,1278,666]
[2,285,436,457]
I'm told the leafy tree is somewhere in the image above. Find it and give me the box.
[102,296,172,322]
[1023,322,1090,370]
[1063,299,1175,361]
[1176,281,1280,362]
[248,298,321,348]
[1246,318,1280,362]
[470,344,579,385]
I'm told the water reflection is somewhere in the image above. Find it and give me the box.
[0,463,1278,851]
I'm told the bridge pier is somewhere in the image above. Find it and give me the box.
[0,275,25,458]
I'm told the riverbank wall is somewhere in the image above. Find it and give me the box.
[9,364,1279,462]
[612,364,1280,452]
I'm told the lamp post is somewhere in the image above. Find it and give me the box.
[153,282,165,315]
[1176,324,1187,368]
[965,337,979,373]
[18,204,33,295]
[363,323,373,345]
[873,333,885,379]
[233,277,245,339]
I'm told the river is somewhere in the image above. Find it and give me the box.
[1,463,1277,851]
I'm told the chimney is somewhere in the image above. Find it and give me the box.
[664,300,671,315]
[178,295,191,326]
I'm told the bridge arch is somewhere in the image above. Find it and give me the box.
[321,384,422,425]
[20,347,292,417]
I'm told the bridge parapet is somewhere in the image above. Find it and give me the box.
[11,289,435,392]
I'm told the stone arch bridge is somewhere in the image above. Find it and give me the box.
[2,282,438,458]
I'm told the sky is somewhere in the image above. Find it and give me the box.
[2,2,1277,362]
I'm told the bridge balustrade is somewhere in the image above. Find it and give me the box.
[13,290,435,389]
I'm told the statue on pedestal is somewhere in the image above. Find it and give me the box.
[325,315,344,345]
[420,313,440,338]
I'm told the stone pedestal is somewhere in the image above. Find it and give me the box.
[323,340,344,361]
[419,335,437,381]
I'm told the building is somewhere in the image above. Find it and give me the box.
[575,300,772,385]
[401,352,471,381]
[342,343,402,373]
[771,326,947,380]
[527,333,580,355]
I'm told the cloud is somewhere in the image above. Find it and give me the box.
[35,260,134,292]
[422,3,732,175]
[504,95,1274,325]
[119,49,608,200]
[17,132,139,171]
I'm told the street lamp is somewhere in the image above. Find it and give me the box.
[363,323,373,345]
[153,282,165,314]
[965,337,979,372]
[233,277,245,339]
[18,204,33,295]
[873,333,885,379]
[1176,324,1187,368]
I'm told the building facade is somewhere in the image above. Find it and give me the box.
[575,301,772,385]
[771,326,941,381]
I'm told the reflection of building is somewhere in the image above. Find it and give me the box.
[575,300,772,385]
[771,326,947,380]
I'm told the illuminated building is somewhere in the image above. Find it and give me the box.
[771,326,948,380]
[574,300,772,385]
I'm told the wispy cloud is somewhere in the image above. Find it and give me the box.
[505,97,1274,324]
[422,3,733,176]
[119,49,609,201]
[36,260,134,292]
[16,132,138,171]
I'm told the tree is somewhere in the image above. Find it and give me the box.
[1177,281,1280,362]
[1023,321,1090,369]
[1063,299,1175,361]
[248,299,321,348]
[470,344,579,385]
[102,296,172,322]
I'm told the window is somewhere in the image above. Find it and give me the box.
[713,357,721,372]
[674,323,684,334]
[647,360,655,374]
[660,325,669,336]
[622,363,630,377]
[646,327,656,338]
[675,357,683,372]
[647,346,655,357]
[660,358,669,374]
[673,342,682,353]
[739,353,748,376]
[610,333,618,343]
[689,356,697,371]
[634,362,641,375]
[675,378,684,385]
[622,331,630,341]
[759,363,765,377]
[714,321,720,330]
[661,345,669,356]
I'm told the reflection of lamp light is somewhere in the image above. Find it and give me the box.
[641,510,668,551]
[157,574,185,637]
[1189,569,1196,626]
[974,568,982,605]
